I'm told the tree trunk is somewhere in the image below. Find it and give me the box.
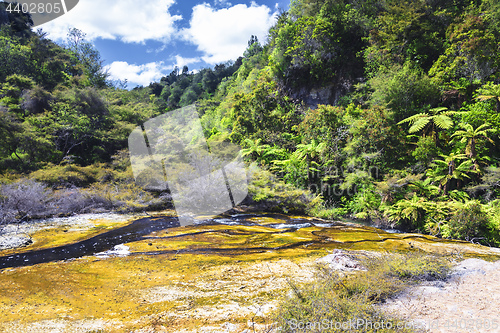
[470,138,476,160]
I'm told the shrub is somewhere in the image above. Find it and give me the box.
[448,200,494,244]
[0,202,15,226]
[81,183,171,213]
[275,272,404,333]
[383,195,430,231]
[310,206,348,220]
[246,165,323,214]
[486,200,500,246]
[412,136,439,166]
[0,178,172,226]
[369,62,440,122]
[30,163,104,187]
[48,188,93,215]
[375,252,451,281]
[0,179,50,222]
[274,252,450,332]
[346,185,382,220]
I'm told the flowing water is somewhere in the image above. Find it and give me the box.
[0,212,495,270]
[0,213,348,269]
[1,212,500,332]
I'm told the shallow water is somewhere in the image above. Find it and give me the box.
[0,213,347,268]
[0,212,496,270]
[0,215,178,268]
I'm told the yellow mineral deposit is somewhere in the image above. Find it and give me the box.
[0,214,499,332]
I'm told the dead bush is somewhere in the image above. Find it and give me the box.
[0,180,50,222]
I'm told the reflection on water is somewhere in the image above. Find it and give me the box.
[95,244,131,258]
[267,223,313,229]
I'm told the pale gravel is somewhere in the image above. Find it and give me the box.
[381,258,500,333]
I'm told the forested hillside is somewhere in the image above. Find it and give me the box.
[1,0,500,245]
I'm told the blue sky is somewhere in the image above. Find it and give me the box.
[38,0,288,88]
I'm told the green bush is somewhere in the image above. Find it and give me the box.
[368,62,440,122]
[346,185,382,220]
[384,194,430,230]
[448,200,490,242]
[274,252,450,332]
[310,206,348,220]
[30,163,106,187]
[379,252,451,281]
[247,165,322,214]
[486,200,500,245]
[412,136,439,166]
[82,183,171,212]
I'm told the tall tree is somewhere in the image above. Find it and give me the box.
[66,28,109,88]
[476,82,500,112]
[427,153,475,194]
[451,123,495,171]
[0,2,33,40]
[398,107,458,143]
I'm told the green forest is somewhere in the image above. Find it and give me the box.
[2,0,500,246]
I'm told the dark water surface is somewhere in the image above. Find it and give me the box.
[0,214,338,269]
[0,216,179,269]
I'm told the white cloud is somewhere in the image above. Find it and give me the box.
[39,0,182,43]
[173,55,202,69]
[105,61,170,87]
[182,3,277,64]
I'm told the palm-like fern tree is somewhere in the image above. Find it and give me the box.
[397,107,459,143]
[272,153,306,187]
[385,194,430,229]
[426,152,476,194]
[295,140,326,165]
[294,140,326,184]
[262,145,288,162]
[451,123,495,171]
[271,140,326,188]
[241,138,270,164]
[476,82,500,112]
[408,177,440,199]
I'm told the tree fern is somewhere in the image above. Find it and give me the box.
[476,82,500,112]
[398,107,460,140]
[427,153,476,194]
[451,123,495,171]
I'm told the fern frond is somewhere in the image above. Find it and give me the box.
[408,118,430,133]
[432,115,453,130]
[397,113,427,125]
[429,107,448,114]
[451,129,467,139]
[477,95,495,102]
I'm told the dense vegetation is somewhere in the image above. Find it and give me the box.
[1,0,500,245]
